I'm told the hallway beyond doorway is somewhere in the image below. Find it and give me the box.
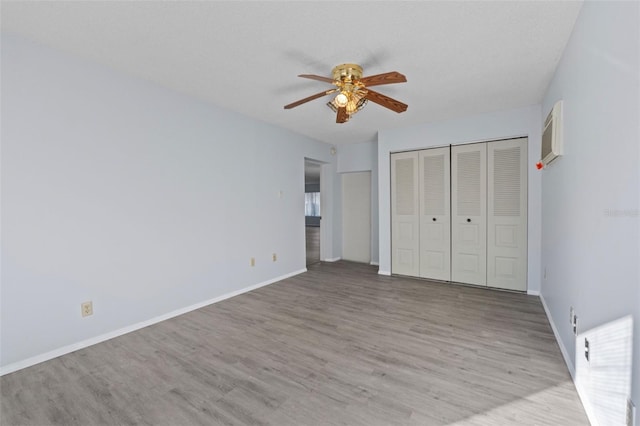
[305,226,320,266]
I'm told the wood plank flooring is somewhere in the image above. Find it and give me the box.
[1,261,589,425]
[305,226,320,266]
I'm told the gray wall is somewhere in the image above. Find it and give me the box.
[541,2,639,423]
[1,35,339,370]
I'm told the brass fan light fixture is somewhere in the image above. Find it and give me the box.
[284,63,407,123]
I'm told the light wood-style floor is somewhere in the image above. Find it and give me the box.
[305,226,320,266]
[1,261,589,425]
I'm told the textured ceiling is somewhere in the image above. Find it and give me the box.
[1,1,583,145]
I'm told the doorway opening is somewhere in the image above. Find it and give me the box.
[342,171,371,264]
[305,159,322,266]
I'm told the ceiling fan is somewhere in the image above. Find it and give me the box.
[284,63,407,123]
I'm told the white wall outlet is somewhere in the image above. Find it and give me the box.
[250,257,255,267]
[272,253,277,262]
[544,268,547,279]
[81,301,93,317]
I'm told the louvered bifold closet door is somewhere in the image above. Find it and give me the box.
[451,143,487,286]
[419,148,451,280]
[391,151,420,276]
[487,138,528,291]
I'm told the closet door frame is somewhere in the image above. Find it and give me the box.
[451,143,488,286]
[391,151,420,276]
[418,147,451,281]
[487,138,528,291]
[390,138,528,292]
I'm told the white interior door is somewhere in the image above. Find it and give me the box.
[451,143,487,286]
[342,171,371,263]
[419,147,451,280]
[391,151,419,276]
[487,138,528,291]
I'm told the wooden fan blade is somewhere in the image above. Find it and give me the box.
[365,89,408,113]
[298,74,335,84]
[284,88,338,109]
[336,107,348,123]
[360,71,406,87]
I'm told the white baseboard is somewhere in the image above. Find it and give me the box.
[527,289,540,296]
[574,379,600,426]
[539,293,575,378]
[323,257,341,262]
[369,261,379,266]
[0,268,307,376]
[378,270,391,276]
[539,293,599,426]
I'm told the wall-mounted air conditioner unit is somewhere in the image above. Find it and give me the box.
[540,100,563,167]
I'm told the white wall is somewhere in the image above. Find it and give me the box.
[337,141,379,264]
[540,2,640,424]
[378,106,542,294]
[0,35,339,371]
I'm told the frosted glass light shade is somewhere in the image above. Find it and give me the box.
[334,93,348,107]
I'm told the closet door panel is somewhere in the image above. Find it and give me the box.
[391,151,420,276]
[419,147,451,280]
[451,143,487,286]
[487,138,528,291]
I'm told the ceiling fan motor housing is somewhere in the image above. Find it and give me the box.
[332,64,363,82]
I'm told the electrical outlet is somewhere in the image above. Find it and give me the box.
[584,338,589,362]
[272,253,277,262]
[570,307,574,325]
[250,257,255,267]
[544,268,547,279]
[627,398,636,426]
[81,301,93,317]
[573,314,578,335]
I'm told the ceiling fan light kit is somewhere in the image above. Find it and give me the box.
[284,63,407,123]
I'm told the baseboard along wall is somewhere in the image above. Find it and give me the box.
[0,268,307,376]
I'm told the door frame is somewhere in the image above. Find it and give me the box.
[389,137,528,291]
[342,171,372,263]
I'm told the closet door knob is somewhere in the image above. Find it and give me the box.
[432,218,437,222]
[467,218,471,223]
